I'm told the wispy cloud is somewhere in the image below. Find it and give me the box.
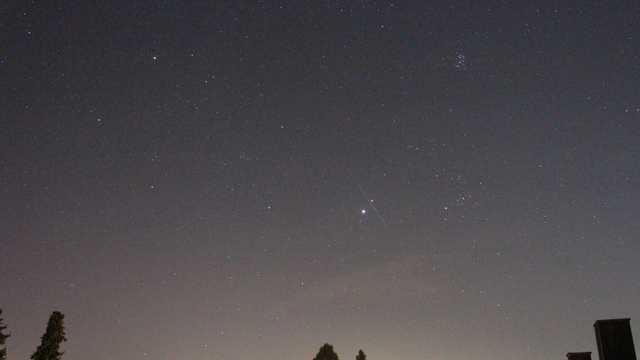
[276,255,435,314]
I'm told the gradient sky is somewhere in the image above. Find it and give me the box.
[2,1,640,360]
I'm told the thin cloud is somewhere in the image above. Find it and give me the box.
[276,255,435,314]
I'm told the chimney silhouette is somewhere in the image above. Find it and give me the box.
[594,319,637,360]
[567,352,592,360]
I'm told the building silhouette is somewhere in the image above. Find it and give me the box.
[594,318,637,360]
[567,352,592,360]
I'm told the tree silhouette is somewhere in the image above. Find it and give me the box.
[0,309,9,360]
[31,311,67,360]
[313,343,339,360]
[356,349,366,360]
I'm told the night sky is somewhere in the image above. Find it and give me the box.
[2,1,640,360]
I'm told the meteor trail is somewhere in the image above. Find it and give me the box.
[348,170,389,229]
